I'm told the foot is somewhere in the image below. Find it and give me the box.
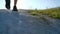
[12,6,18,11]
[5,0,10,9]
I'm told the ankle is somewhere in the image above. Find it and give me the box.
[14,5,16,6]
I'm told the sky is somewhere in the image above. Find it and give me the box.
[0,0,60,9]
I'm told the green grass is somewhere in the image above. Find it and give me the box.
[27,7,60,18]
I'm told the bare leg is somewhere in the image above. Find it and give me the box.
[14,0,17,6]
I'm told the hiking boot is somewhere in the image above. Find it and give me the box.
[5,0,10,9]
[12,6,18,11]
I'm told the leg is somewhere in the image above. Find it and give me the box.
[5,0,10,9]
[14,0,17,6]
[13,0,18,11]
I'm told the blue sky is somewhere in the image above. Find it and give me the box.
[0,0,60,9]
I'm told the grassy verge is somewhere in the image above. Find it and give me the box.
[27,7,60,19]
